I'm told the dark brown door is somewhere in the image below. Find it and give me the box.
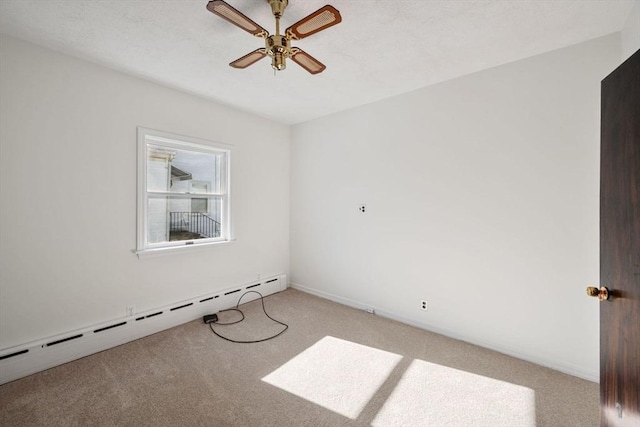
[600,48,640,427]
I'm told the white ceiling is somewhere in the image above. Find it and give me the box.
[0,0,633,125]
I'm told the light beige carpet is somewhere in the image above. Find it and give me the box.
[0,288,598,426]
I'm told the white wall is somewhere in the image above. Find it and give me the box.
[290,34,620,381]
[622,0,640,61]
[0,35,290,350]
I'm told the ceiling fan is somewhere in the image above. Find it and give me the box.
[206,0,342,74]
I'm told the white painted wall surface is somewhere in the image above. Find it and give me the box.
[290,34,620,381]
[0,36,290,350]
[622,0,640,61]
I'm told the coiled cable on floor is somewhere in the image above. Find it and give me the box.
[208,291,288,343]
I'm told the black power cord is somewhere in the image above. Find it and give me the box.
[207,291,288,343]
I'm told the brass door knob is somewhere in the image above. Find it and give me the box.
[586,286,609,301]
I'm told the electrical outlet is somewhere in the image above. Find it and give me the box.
[420,300,427,311]
[358,204,367,213]
[126,305,135,317]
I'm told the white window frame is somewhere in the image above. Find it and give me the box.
[136,127,232,256]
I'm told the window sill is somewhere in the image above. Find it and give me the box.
[134,238,235,259]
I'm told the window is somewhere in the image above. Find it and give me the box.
[136,128,231,253]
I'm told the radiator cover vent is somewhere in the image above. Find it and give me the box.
[0,274,287,384]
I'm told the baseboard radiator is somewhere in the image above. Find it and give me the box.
[0,274,287,385]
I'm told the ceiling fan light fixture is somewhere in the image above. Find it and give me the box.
[272,52,287,71]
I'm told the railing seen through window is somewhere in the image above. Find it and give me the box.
[169,212,221,241]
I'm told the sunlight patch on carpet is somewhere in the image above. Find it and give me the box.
[262,336,403,419]
[371,359,536,427]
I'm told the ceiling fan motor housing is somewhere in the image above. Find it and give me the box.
[266,35,291,70]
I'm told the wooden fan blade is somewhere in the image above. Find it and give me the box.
[286,5,342,40]
[290,48,326,74]
[229,49,267,69]
[207,0,268,37]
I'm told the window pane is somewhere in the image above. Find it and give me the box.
[147,147,172,192]
[147,144,223,194]
[147,196,169,244]
[147,195,222,244]
[138,128,230,252]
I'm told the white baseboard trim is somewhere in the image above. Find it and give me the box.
[0,274,287,385]
[289,282,598,383]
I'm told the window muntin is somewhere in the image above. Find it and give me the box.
[137,128,231,253]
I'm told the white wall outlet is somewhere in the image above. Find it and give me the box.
[358,204,367,213]
[420,300,427,311]
[126,305,135,317]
